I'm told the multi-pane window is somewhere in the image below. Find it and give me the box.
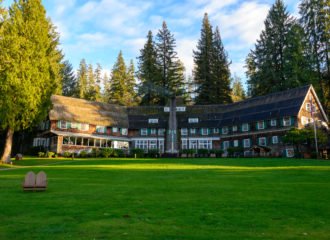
[81,123,89,131]
[232,125,238,132]
[181,128,188,135]
[223,141,230,150]
[121,128,128,135]
[233,140,239,147]
[148,118,158,124]
[141,128,148,136]
[135,140,148,150]
[190,128,196,135]
[272,136,279,144]
[150,128,157,135]
[243,139,250,148]
[270,119,277,127]
[112,127,118,133]
[283,117,291,126]
[306,103,311,112]
[188,118,199,123]
[198,140,212,149]
[96,126,107,133]
[149,140,157,149]
[60,120,68,129]
[213,128,219,134]
[189,140,198,149]
[201,128,208,135]
[176,107,186,112]
[242,123,249,132]
[258,137,267,146]
[181,139,188,149]
[222,126,229,134]
[158,140,164,152]
[257,121,265,130]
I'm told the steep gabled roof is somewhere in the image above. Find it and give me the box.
[49,95,129,127]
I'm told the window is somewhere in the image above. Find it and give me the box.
[60,120,68,129]
[121,128,128,135]
[96,126,107,133]
[232,125,238,132]
[201,128,208,135]
[272,136,278,144]
[158,128,165,136]
[283,117,291,126]
[306,103,311,112]
[242,123,249,132]
[223,141,230,150]
[301,116,308,126]
[213,128,219,134]
[181,139,188,149]
[135,140,148,150]
[164,107,170,112]
[88,139,94,147]
[83,138,89,146]
[112,127,118,133]
[189,140,198,149]
[286,148,294,157]
[198,140,212,149]
[81,123,89,131]
[181,128,188,135]
[150,128,157,135]
[222,127,229,134]
[176,107,186,112]
[149,140,157,149]
[233,140,239,147]
[257,121,265,130]
[270,119,277,127]
[188,118,199,123]
[243,139,250,148]
[258,137,267,146]
[76,137,83,145]
[141,128,148,136]
[190,128,196,135]
[148,118,158,124]
[158,140,164,152]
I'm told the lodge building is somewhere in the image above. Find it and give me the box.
[34,85,329,157]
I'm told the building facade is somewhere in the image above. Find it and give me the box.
[33,85,328,157]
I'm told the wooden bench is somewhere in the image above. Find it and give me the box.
[22,171,47,191]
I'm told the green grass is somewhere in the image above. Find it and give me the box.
[1,157,330,240]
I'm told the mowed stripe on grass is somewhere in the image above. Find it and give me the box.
[0,158,329,240]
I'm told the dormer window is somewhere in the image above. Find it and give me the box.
[270,119,277,126]
[257,121,265,130]
[112,127,118,133]
[222,127,229,134]
[141,128,148,136]
[188,118,199,123]
[181,128,188,135]
[283,117,291,126]
[96,126,107,133]
[121,128,128,135]
[148,118,158,124]
[242,123,249,132]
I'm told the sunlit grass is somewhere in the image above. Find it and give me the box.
[1,157,329,239]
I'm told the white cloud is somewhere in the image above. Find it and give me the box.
[176,38,197,76]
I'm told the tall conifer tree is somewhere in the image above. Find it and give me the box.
[61,60,77,97]
[0,0,62,162]
[76,59,88,99]
[94,63,102,102]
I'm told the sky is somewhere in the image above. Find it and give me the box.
[3,0,301,86]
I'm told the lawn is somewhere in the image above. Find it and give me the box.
[0,157,330,240]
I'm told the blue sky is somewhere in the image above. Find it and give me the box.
[3,0,300,85]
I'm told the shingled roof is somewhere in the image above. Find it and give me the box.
[49,95,129,127]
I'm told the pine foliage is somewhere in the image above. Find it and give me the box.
[61,60,77,97]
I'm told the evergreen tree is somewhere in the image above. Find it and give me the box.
[108,51,127,105]
[137,31,162,105]
[0,0,62,162]
[85,63,97,101]
[61,60,77,97]
[211,26,232,104]
[76,59,88,99]
[124,60,138,106]
[156,21,185,104]
[94,63,102,101]
[103,72,110,102]
[246,0,311,97]
[300,0,330,115]
[193,13,214,104]
[231,75,246,102]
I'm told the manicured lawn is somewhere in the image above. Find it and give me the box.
[1,157,330,239]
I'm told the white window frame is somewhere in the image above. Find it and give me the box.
[181,139,188,149]
[176,107,186,112]
[121,128,128,135]
[306,103,311,112]
[222,126,229,135]
[283,117,291,126]
[223,141,230,150]
[232,125,238,132]
[112,127,118,133]
[141,128,148,136]
[96,125,107,134]
[242,123,249,132]
[257,121,265,130]
[158,128,165,136]
[190,128,196,135]
[181,128,188,136]
[201,128,208,136]
[243,139,250,148]
[188,118,199,123]
[81,123,89,131]
[272,136,278,144]
[148,118,158,124]
[149,140,157,149]
[60,120,67,129]
[233,140,239,147]
[270,119,277,127]
[213,128,219,134]
[258,137,267,146]
[150,128,157,135]
[198,139,212,149]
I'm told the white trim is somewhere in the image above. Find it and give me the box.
[131,137,165,141]
[50,130,131,141]
[181,137,220,141]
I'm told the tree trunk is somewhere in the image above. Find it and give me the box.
[1,128,14,163]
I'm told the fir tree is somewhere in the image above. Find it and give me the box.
[137,31,162,105]
[193,13,214,104]
[61,60,77,97]
[211,26,232,104]
[85,63,97,101]
[0,0,62,162]
[231,75,246,102]
[156,21,185,104]
[76,59,88,99]
[124,60,138,106]
[108,51,127,105]
[94,63,102,101]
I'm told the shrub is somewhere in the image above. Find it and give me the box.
[79,151,88,158]
[91,148,101,158]
[227,147,244,157]
[181,149,195,155]
[46,151,55,158]
[38,152,45,157]
[130,148,145,158]
[197,149,209,156]
[102,148,113,158]
[63,151,72,158]
[29,146,47,156]
[214,149,224,157]
[147,149,159,158]
[113,149,125,157]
